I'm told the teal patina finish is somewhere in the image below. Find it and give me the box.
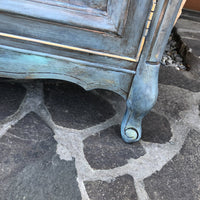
[0,0,185,142]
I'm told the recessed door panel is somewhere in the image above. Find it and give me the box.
[0,0,156,62]
[29,0,108,11]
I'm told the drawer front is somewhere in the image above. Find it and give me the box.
[0,0,155,64]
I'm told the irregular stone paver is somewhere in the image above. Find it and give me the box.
[182,37,200,55]
[144,130,200,200]
[142,111,172,143]
[85,175,138,200]
[159,66,200,92]
[0,81,26,121]
[176,18,200,57]
[44,81,115,129]
[0,112,81,200]
[175,17,200,78]
[83,125,145,169]
[154,84,190,120]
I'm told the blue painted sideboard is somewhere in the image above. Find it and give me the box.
[0,0,185,142]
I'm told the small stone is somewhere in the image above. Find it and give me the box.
[166,59,173,65]
[165,44,171,52]
[166,52,172,56]
[175,56,183,62]
[178,64,187,70]
[171,41,176,47]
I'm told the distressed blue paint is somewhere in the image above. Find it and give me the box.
[0,0,184,143]
[20,54,49,65]
[148,0,184,62]
[121,62,160,143]
[120,0,184,143]
[0,46,132,99]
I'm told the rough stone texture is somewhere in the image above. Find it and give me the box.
[181,37,200,56]
[83,125,145,169]
[181,9,200,23]
[142,111,172,143]
[176,18,200,57]
[144,130,200,200]
[44,81,116,129]
[175,17,200,78]
[159,66,200,92]
[85,175,138,200]
[0,81,26,121]
[0,112,81,200]
[154,85,190,120]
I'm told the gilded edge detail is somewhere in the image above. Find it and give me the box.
[0,0,157,63]
[136,0,157,61]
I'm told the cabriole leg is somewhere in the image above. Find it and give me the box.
[121,63,160,143]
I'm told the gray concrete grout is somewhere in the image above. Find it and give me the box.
[0,79,199,199]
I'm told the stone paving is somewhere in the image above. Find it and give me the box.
[0,17,200,200]
[175,10,200,78]
[0,64,199,200]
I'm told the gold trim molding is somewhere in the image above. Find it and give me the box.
[0,0,156,62]
[0,32,137,62]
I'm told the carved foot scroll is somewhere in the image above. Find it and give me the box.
[121,63,160,143]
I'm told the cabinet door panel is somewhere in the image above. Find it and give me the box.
[0,0,155,63]
[0,0,129,34]
[30,0,108,11]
